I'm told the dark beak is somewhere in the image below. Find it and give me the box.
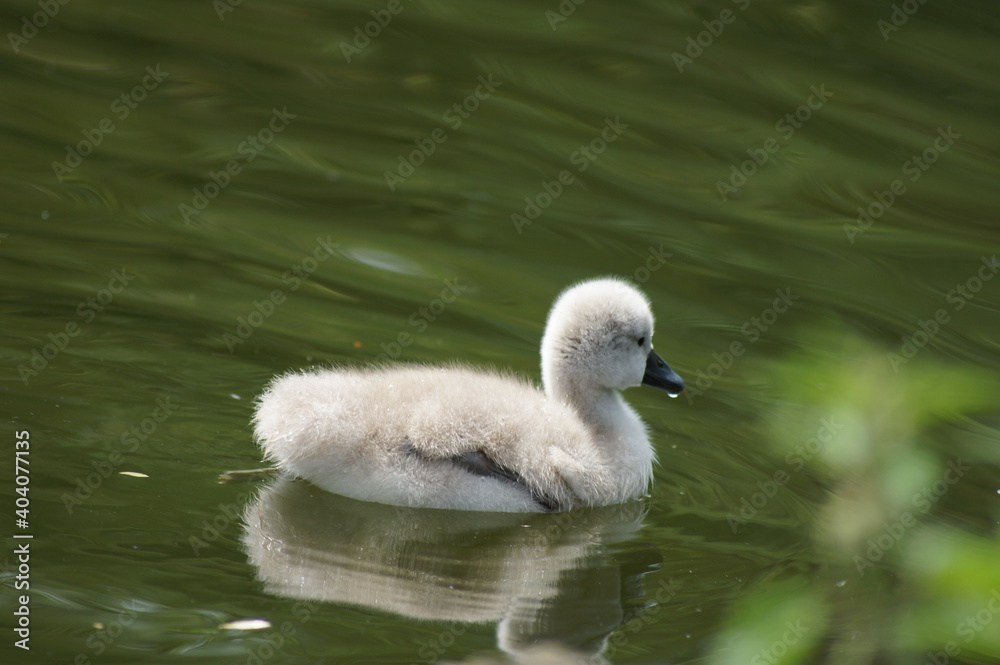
[642,349,684,397]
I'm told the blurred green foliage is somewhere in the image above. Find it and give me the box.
[711,329,1000,665]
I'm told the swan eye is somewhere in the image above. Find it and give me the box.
[637,336,645,347]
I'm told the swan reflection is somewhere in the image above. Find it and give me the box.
[242,478,660,660]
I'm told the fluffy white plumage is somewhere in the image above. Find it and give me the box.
[253,277,684,512]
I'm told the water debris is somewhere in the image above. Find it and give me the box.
[218,467,278,484]
[219,619,271,631]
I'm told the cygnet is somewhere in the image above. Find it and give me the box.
[253,277,684,512]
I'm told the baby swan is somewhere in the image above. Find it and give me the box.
[253,277,684,513]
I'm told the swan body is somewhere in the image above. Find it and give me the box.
[253,277,684,512]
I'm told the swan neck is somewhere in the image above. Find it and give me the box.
[546,374,622,435]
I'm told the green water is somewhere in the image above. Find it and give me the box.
[2,0,999,663]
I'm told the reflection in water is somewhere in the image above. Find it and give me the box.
[242,478,658,661]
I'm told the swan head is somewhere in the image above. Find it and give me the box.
[540,277,684,398]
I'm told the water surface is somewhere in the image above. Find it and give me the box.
[2,1,999,663]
